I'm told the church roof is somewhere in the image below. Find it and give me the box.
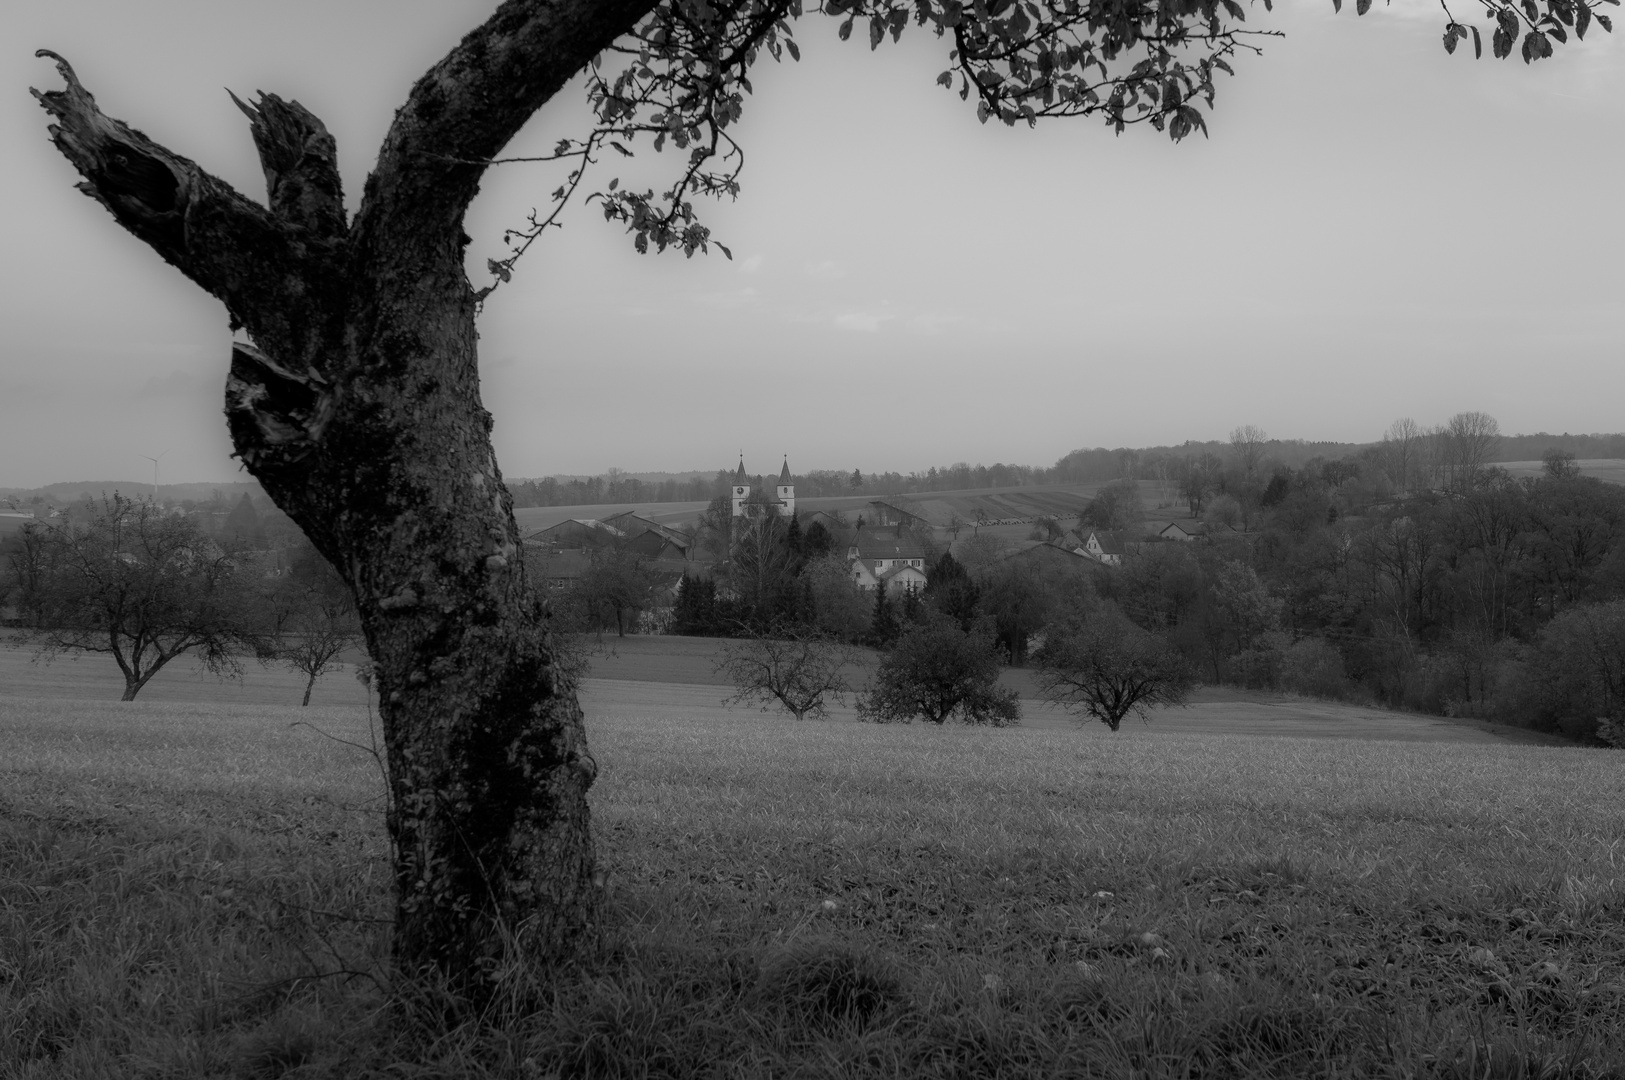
[734,457,747,484]
[779,457,791,483]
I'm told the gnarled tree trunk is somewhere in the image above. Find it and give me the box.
[34,0,659,993]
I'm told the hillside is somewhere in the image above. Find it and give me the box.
[510,481,1112,534]
[0,479,266,504]
[1494,459,1625,485]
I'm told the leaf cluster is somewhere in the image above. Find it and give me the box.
[1430,0,1616,61]
[482,0,1287,291]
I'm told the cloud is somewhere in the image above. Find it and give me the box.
[906,311,966,335]
[135,371,213,399]
[699,287,761,309]
[834,310,893,332]
[804,259,846,281]
[740,254,765,274]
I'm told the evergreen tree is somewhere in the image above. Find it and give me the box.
[923,551,981,631]
[869,584,898,647]
[672,573,720,636]
[803,520,833,559]
[784,512,804,560]
[899,583,924,626]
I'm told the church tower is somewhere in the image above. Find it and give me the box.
[730,456,750,517]
[776,457,795,517]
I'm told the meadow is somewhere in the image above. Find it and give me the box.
[3,670,1623,1078]
[1494,461,1625,486]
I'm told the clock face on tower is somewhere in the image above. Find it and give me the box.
[734,487,746,497]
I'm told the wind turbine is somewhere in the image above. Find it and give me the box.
[140,450,169,502]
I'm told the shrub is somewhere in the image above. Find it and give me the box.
[1279,637,1348,699]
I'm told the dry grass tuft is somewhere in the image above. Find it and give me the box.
[754,939,908,1032]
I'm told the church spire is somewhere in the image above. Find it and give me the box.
[734,453,746,484]
[779,456,791,484]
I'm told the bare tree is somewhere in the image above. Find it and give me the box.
[270,537,364,705]
[716,628,863,722]
[1034,608,1194,731]
[1543,448,1582,481]
[26,496,264,701]
[1382,417,1423,495]
[1229,425,1269,479]
[1441,411,1502,492]
[278,592,362,706]
[32,0,1601,992]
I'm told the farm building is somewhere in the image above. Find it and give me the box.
[602,511,691,560]
[865,499,936,532]
[528,518,626,548]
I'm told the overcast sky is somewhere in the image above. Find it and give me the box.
[3,1,1621,489]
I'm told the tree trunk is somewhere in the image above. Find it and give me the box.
[33,0,661,995]
[302,670,316,707]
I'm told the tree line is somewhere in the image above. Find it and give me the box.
[501,429,1624,510]
[1093,423,1625,744]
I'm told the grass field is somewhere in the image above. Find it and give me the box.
[4,671,1622,1077]
[1,639,1564,746]
[1495,460,1625,486]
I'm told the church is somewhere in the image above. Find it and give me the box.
[729,456,795,519]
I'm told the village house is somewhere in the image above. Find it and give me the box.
[848,524,927,595]
[1080,530,1127,566]
[1156,521,1205,542]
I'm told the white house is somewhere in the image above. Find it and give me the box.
[1081,530,1127,566]
[848,525,927,594]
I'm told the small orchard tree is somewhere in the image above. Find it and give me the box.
[858,609,1020,726]
[28,495,265,701]
[272,541,363,706]
[716,627,863,721]
[1034,607,1194,731]
[277,594,362,706]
